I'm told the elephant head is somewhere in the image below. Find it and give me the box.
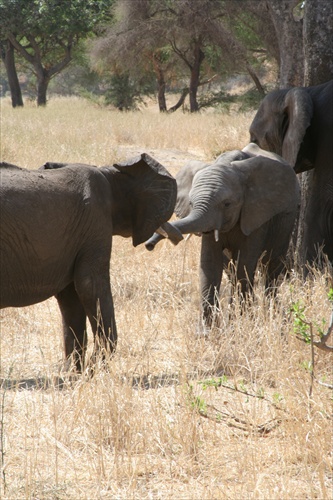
[249,87,314,172]
[146,147,298,249]
[40,154,182,247]
[249,81,333,265]
[103,153,181,246]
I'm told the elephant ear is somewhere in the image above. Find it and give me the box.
[232,156,299,236]
[113,153,177,247]
[175,160,208,218]
[282,88,313,168]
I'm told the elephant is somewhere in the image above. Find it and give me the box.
[0,161,26,171]
[145,144,300,326]
[249,80,333,265]
[0,153,181,372]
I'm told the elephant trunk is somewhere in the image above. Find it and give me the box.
[145,211,210,251]
[145,232,165,251]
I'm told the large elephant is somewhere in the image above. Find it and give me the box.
[145,144,300,325]
[249,80,333,265]
[0,154,180,371]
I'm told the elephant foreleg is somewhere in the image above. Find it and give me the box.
[200,233,225,327]
[74,260,118,365]
[232,242,260,299]
[56,283,87,372]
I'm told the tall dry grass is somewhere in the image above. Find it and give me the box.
[0,97,332,500]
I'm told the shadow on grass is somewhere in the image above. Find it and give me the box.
[0,369,222,392]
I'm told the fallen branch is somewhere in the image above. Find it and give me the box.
[198,402,282,435]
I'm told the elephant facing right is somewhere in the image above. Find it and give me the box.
[145,144,300,326]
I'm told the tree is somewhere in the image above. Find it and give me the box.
[303,0,333,85]
[0,0,114,106]
[0,39,23,107]
[92,0,267,113]
[263,0,304,87]
[91,0,181,112]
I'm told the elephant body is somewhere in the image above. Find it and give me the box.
[0,154,177,370]
[249,80,333,264]
[146,145,300,325]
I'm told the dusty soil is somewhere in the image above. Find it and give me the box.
[114,145,207,177]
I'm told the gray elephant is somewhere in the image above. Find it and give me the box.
[0,154,180,371]
[249,80,333,265]
[145,144,300,325]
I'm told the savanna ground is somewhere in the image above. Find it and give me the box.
[0,97,332,500]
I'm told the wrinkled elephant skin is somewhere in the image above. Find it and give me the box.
[145,146,300,325]
[0,154,177,371]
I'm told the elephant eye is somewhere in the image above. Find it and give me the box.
[224,201,231,208]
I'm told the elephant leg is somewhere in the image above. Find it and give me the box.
[200,233,225,327]
[74,253,117,363]
[56,283,87,372]
[233,245,259,299]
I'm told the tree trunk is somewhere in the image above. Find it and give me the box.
[246,63,266,96]
[0,39,23,108]
[157,78,167,112]
[295,171,313,267]
[168,88,189,113]
[36,73,50,106]
[265,0,304,88]
[296,0,333,266]
[189,42,205,112]
[7,33,73,106]
[151,54,167,112]
[303,0,333,85]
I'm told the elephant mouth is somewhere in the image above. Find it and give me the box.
[202,229,220,242]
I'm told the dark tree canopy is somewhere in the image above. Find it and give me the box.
[1,0,331,110]
[92,0,268,112]
[0,0,114,105]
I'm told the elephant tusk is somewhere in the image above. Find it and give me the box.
[214,229,219,242]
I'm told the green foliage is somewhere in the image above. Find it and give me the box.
[198,86,263,112]
[236,87,265,111]
[272,392,284,404]
[328,288,333,302]
[0,0,114,37]
[198,375,229,391]
[290,301,311,343]
[191,395,208,416]
[104,72,155,110]
[291,289,333,343]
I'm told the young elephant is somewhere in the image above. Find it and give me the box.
[146,144,300,325]
[0,154,179,371]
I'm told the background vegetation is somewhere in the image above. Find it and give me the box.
[1,0,332,111]
[0,97,332,499]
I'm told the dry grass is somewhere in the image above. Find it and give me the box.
[0,97,332,499]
